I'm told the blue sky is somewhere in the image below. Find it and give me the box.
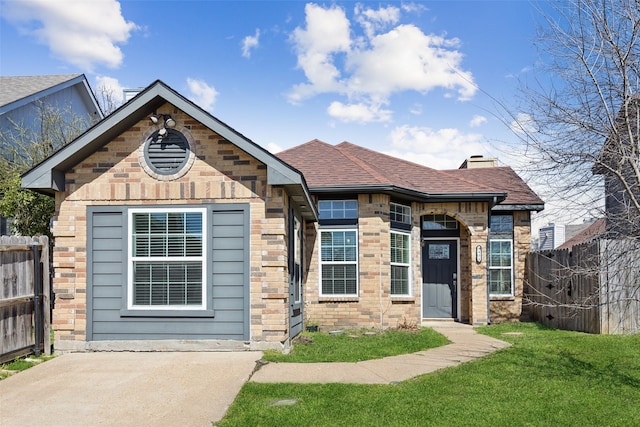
[1,0,546,171]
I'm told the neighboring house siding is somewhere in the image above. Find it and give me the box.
[0,85,99,149]
[86,205,249,341]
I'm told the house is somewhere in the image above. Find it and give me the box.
[278,141,543,328]
[22,80,543,352]
[1,74,102,234]
[22,80,316,352]
[594,95,640,237]
[555,218,606,250]
[538,220,599,250]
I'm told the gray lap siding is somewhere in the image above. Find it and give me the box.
[86,204,250,341]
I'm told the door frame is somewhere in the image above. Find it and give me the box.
[421,237,461,321]
[289,208,304,338]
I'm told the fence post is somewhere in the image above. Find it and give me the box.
[33,243,43,357]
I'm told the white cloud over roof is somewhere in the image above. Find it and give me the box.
[186,78,218,112]
[95,75,125,105]
[288,3,477,123]
[1,0,137,72]
[386,124,487,169]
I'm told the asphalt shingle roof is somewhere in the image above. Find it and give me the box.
[556,218,606,249]
[0,74,82,108]
[278,139,544,208]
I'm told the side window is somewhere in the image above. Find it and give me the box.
[390,231,411,296]
[489,213,514,296]
[390,202,411,231]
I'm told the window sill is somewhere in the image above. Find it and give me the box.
[319,296,359,303]
[120,308,215,318]
[489,296,515,302]
[391,296,415,303]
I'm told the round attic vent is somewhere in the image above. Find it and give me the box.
[143,129,190,175]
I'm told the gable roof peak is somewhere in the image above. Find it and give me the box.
[21,78,317,219]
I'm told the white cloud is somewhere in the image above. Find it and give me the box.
[386,125,488,169]
[355,4,400,39]
[242,29,260,58]
[510,112,537,135]
[186,78,218,112]
[288,3,351,103]
[267,142,284,154]
[327,101,392,123]
[95,75,125,105]
[288,4,477,123]
[347,24,476,100]
[2,0,137,72]
[470,115,487,127]
[401,3,428,14]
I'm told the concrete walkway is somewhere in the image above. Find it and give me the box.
[251,323,510,384]
[0,351,260,427]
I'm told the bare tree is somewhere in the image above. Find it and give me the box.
[95,84,122,116]
[509,0,640,332]
[512,0,640,234]
[0,101,91,236]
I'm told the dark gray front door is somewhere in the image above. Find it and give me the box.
[422,240,457,318]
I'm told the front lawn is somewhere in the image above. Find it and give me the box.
[263,327,449,363]
[218,323,640,426]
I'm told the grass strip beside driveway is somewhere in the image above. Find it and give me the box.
[219,323,640,427]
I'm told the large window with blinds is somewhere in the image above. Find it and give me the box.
[320,230,358,296]
[128,208,206,309]
[318,199,359,297]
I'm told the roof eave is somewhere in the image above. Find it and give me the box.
[309,184,507,204]
[493,203,545,212]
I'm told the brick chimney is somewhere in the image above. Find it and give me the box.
[459,155,497,169]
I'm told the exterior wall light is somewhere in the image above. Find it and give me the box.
[476,245,482,264]
[149,113,177,140]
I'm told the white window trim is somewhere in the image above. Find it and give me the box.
[390,202,411,225]
[127,207,208,310]
[319,228,359,297]
[390,230,412,296]
[488,238,514,296]
[318,200,358,220]
[293,216,302,304]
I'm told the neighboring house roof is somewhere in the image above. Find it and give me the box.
[594,94,640,176]
[0,74,102,117]
[21,80,317,220]
[278,139,544,210]
[556,218,606,250]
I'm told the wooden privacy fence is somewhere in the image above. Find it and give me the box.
[525,239,640,334]
[0,236,50,363]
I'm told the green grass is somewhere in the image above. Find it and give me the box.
[263,327,449,363]
[0,355,54,380]
[218,323,640,426]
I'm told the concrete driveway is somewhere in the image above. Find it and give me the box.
[0,351,261,427]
